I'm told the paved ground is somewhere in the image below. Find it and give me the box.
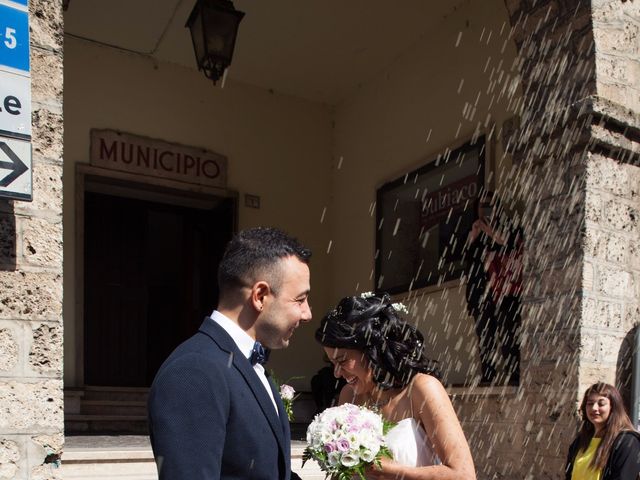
[64,435,308,450]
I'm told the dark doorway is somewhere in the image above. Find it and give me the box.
[84,188,234,387]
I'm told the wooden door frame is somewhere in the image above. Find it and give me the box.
[74,164,238,387]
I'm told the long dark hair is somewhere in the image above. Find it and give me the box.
[315,293,439,390]
[576,382,635,470]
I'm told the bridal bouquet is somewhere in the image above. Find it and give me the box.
[303,403,393,480]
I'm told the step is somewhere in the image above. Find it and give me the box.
[292,441,325,480]
[61,436,157,480]
[81,386,150,402]
[60,437,326,480]
[65,415,149,435]
[81,400,148,416]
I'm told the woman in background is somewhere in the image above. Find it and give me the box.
[565,382,640,480]
[316,293,475,480]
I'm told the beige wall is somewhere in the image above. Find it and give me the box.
[329,0,519,385]
[64,0,522,390]
[63,37,334,389]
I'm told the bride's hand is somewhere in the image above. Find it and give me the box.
[364,457,403,479]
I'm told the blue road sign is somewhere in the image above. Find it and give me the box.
[0,3,29,72]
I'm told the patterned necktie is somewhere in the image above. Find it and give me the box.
[250,341,270,366]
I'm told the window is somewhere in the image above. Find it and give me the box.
[375,137,485,294]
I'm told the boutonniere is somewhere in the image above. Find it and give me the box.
[279,384,297,421]
[270,372,302,421]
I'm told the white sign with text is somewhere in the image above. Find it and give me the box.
[0,69,30,138]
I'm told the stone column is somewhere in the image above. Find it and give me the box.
[0,0,64,479]
[491,0,640,479]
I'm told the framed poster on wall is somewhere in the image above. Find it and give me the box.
[375,137,485,294]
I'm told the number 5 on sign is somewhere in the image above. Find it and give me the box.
[0,3,29,73]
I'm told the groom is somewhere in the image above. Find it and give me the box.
[148,227,312,479]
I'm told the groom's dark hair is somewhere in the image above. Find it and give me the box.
[218,227,311,298]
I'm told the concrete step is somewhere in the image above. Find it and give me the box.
[82,386,149,402]
[60,437,326,480]
[65,415,149,435]
[61,436,157,480]
[81,400,148,416]
[292,442,325,480]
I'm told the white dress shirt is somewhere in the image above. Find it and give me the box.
[210,310,279,414]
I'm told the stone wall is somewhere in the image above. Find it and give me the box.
[0,0,64,479]
[583,0,640,399]
[460,0,640,479]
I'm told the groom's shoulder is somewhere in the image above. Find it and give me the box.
[154,330,226,375]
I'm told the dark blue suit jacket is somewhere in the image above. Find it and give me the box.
[148,317,295,480]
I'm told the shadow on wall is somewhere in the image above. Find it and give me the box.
[0,200,17,270]
[616,325,637,415]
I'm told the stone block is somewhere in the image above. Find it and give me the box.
[521,330,579,363]
[0,271,62,320]
[30,433,63,480]
[20,217,62,268]
[0,328,18,372]
[31,465,62,480]
[31,108,63,162]
[593,17,640,57]
[14,163,62,218]
[29,0,63,52]
[0,214,16,266]
[582,297,624,330]
[522,363,579,393]
[581,331,624,364]
[585,192,603,223]
[604,198,640,236]
[596,54,633,86]
[30,49,63,106]
[630,242,640,270]
[580,363,617,388]
[583,227,605,258]
[28,323,62,375]
[541,262,583,295]
[623,303,640,332]
[523,295,581,332]
[587,154,630,196]
[605,234,629,265]
[598,82,640,115]
[0,438,20,480]
[597,265,632,298]
[583,261,594,292]
[0,380,63,432]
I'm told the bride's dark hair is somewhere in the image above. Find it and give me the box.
[315,293,439,390]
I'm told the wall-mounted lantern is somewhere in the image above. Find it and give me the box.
[186,0,245,84]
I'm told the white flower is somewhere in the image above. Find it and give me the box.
[304,403,390,477]
[392,302,409,314]
[360,448,376,463]
[279,384,295,401]
[340,452,360,467]
[327,451,342,467]
[360,292,409,314]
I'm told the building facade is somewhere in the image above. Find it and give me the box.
[0,0,639,478]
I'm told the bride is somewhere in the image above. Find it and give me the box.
[315,293,476,480]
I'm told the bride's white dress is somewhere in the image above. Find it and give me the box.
[385,417,440,467]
